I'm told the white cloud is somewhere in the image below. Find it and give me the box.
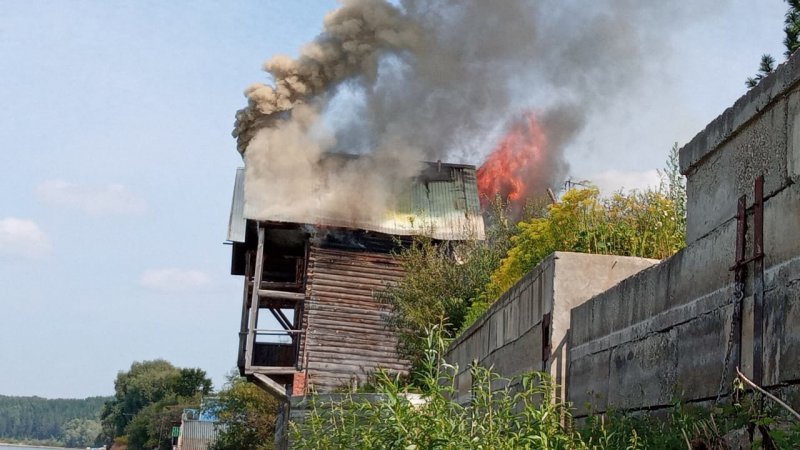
[139,268,211,292]
[587,169,662,195]
[36,180,147,216]
[0,218,52,259]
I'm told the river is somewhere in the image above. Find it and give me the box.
[0,445,87,450]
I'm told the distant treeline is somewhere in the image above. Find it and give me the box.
[0,395,109,443]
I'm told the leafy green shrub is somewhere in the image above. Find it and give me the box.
[291,327,800,449]
[291,327,585,449]
[484,185,685,300]
[210,374,279,450]
[485,145,686,301]
[99,360,213,449]
[380,201,515,379]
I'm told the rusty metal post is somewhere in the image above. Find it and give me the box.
[733,195,747,371]
[753,175,765,385]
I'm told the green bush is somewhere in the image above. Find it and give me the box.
[380,200,515,379]
[210,374,279,450]
[291,327,800,449]
[291,327,584,449]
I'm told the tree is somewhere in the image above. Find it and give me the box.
[484,145,686,304]
[747,1,800,88]
[0,395,108,445]
[62,418,102,448]
[210,374,279,450]
[486,186,685,300]
[746,54,776,88]
[99,360,213,449]
[174,368,213,398]
[785,0,800,56]
[124,399,189,450]
[379,200,517,378]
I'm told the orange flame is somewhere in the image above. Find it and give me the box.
[477,112,546,210]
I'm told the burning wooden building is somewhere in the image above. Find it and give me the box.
[226,158,484,397]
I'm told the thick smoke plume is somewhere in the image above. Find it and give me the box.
[236,0,715,223]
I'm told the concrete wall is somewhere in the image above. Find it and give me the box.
[444,252,657,404]
[568,50,800,417]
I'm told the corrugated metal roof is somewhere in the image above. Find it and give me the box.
[227,160,485,241]
[226,167,246,243]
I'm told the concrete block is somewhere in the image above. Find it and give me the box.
[786,88,800,181]
[675,307,728,400]
[763,256,800,385]
[590,295,613,343]
[519,283,533,334]
[454,370,472,404]
[764,183,800,269]
[763,285,785,387]
[572,241,718,351]
[637,260,671,322]
[778,274,800,384]
[741,296,755,380]
[608,329,678,410]
[490,309,503,353]
[570,303,591,348]
[542,261,554,314]
[488,327,542,378]
[477,323,489,359]
[668,221,735,305]
[686,99,788,243]
[505,301,520,344]
[552,253,657,339]
[569,349,610,417]
[680,51,799,175]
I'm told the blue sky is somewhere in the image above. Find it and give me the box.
[0,1,788,398]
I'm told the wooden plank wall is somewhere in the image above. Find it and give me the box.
[300,246,409,392]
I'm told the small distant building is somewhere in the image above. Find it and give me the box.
[226,159,484,397]
[176,407,221,450]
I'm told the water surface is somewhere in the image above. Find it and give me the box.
[0,445,84,450]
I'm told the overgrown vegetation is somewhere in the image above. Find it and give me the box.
[210,373,280,450]
[0,394,108,447]
[99,359,213,450]
[384,145,687,378]
[485,156,685,301]
[380,200,515,375]
[291,327,800,449]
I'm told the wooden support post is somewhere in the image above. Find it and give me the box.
[245,225,265,372]
[238,250,254,370]
[252,373,288,400]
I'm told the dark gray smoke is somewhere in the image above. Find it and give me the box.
[235,0,717,222]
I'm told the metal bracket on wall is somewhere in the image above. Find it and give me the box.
[728,175,765,385]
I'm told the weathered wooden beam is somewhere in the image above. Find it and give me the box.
[253,329,304,334]
[252,367,301,375]
[245,226,266,372]
[257,289,305,302]
[252,373,288,399]
[269,308,292,331]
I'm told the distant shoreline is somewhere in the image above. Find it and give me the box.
[0,443,78,449]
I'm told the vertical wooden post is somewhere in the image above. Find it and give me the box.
[238,250,253,370]
[245,225,265,372]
